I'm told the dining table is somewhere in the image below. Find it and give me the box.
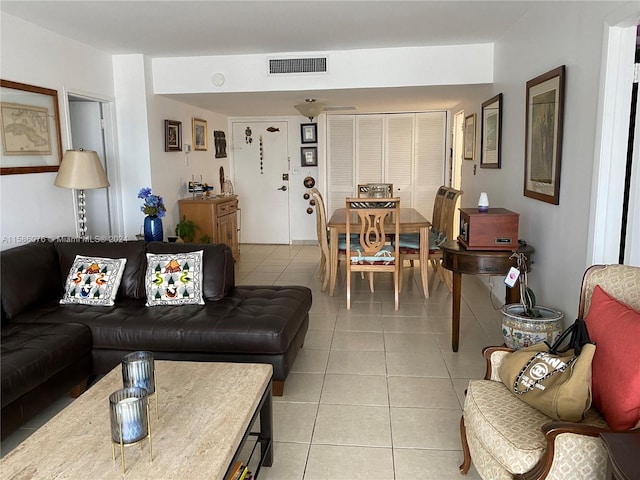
[327,207,431,298]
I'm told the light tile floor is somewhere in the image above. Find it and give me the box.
[2,244,506,479]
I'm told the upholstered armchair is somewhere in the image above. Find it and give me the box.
[459,264,640,479]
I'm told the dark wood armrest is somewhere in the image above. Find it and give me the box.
[482,346,514,380]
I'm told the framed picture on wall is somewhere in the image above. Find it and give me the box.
[214,130,227,158]
[480,93,502,169]
[300,123,317,144]
[301,146,318,166]
[192,118,208,151]
[524,65,565,205]
[463,113,476,160]
[1,79,63,175]
[164,120,182,152]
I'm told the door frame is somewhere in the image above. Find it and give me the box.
[588,23,638,265]
[63,88,124,237]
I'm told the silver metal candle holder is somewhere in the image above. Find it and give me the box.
[121,351,158,419]
[109,387,152,476]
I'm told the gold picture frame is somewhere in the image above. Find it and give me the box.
[192,118,207,151]
[463,113,476,160]
[524,65,565,205]
[1,79,63,175]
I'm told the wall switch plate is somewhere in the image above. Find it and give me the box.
[184,144,191,153]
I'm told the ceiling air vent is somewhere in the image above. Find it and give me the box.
[269,57,327,74]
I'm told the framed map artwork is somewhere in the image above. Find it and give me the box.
[1,79,63,175]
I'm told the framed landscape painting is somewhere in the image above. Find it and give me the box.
[0,79,63,175]
[463,114,476,160]
[192,118,208,151]
[480,93,502,169]
[524,66,565,205]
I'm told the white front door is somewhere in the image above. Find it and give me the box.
[232,121,290,244]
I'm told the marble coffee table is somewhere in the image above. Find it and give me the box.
[1,361,273,479]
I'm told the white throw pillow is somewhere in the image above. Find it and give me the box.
[145,251,204,306]
[60,255,127,306]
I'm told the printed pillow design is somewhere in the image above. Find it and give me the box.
[60,255,127,306]
[145,251,204,306]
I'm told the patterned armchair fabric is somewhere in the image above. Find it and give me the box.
[460,264,640,480]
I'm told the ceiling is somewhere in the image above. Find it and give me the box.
[0,1,539,116]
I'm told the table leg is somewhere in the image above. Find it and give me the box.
[329,227,338,296]
[419,226,429,298]
[260,386,273,467]
[452,271,462,352]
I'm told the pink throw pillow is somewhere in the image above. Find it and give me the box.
[585,285,640,430]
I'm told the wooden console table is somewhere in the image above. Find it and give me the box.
[178,195,239,260]
[439,240,534,352]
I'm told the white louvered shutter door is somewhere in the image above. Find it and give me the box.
[385,114,414,206]
[356,115,385,189]
[415,111,447,221]
[327,115,355,215]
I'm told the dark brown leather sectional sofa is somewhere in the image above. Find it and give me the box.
[1,240,311,439]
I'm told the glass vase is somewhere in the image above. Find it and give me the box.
[143,215,163,242]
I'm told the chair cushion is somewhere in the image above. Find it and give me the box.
[586,285,640,430]
[349,245,395,265]
[396,229,445,251]
[464,379,549,474]
[335,233,361,250]
[464,379,609,475]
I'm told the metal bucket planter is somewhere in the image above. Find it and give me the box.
[501,304,564,350]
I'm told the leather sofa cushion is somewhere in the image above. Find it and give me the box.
[13,285,312,355]
[146,242,234,301]
[1,322,93,408]
[1,241,61,319]
[54,241,147,300]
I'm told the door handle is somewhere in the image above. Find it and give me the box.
[277,186,288,191]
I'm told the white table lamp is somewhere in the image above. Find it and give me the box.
[54,149,110,239]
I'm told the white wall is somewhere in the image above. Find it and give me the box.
[0,13,115,249]
[145,59,230,239]
[455,1,637,321]
[153,44,493,95]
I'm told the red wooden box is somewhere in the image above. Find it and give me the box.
[457,208,519,250]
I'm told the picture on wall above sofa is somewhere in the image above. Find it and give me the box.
[0,79,63,175]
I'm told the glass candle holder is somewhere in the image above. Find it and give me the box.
[122,351,155,395]
[109,387,152,474]
[109,387,149,445]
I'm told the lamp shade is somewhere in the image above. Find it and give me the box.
[54,149,110,190]
[294,99,325,121]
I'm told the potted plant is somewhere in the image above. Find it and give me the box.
[501,252,564,349]
[175,216,199,243]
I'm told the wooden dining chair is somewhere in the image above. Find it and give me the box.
[311,188,355,292]
[431,187,463,290]
[346,197,401,310]
[357,183,394,198]
[396,186,462,292]
[395,185,447,291]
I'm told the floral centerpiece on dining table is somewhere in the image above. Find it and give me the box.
[138,187,166,241]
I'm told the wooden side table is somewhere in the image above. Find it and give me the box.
[439,240,534,352]
[600,431,640,480]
